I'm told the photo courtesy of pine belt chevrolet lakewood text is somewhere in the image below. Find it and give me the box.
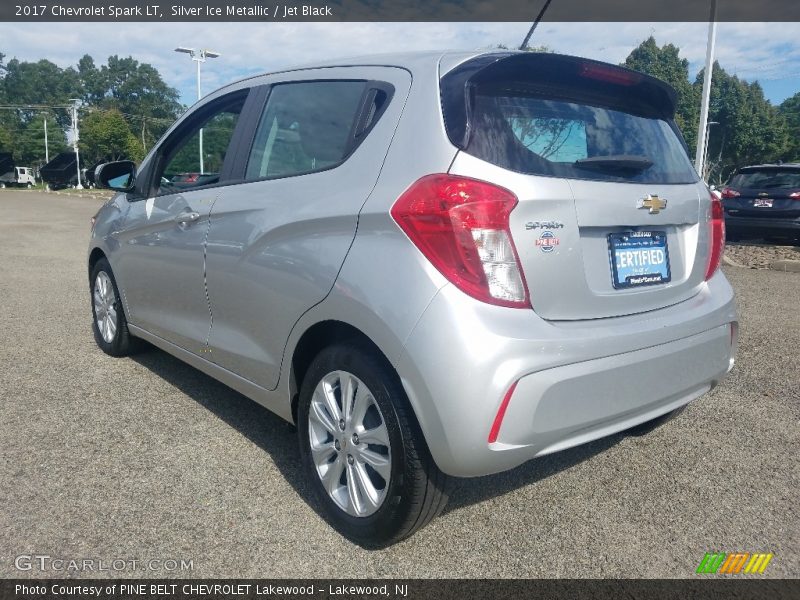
[89,51,737,546]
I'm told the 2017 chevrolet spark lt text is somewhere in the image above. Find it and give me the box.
[89,51,737,546]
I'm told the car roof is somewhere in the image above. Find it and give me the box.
[214,50,509,91]
[739,163,800,170]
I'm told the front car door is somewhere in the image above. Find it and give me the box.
[112,89,249,353]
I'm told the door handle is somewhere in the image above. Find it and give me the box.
[175,211,201,225]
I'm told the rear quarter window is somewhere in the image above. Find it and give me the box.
[245,80,367,181]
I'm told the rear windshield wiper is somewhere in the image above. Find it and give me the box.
[574,155,654,172]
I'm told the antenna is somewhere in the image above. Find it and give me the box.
[519,0,555,50]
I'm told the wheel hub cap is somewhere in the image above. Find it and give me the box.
[308,370,392,517]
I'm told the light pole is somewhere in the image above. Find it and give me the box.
[703,121,719,182]
[174,47,220,174]
[69,99,83,189]
[695,0,717,177]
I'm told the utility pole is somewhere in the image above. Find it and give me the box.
[70,99,83,189]
[695,0,718,180]
[43,116,49,164]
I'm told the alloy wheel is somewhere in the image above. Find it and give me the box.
[308,370,391,517]
[93,271,118,344]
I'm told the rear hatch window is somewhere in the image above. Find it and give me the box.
[442,53,697,185]
[729,168,800,191]
[468,91,696,184]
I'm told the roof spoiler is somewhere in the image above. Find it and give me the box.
[440,52,679,150]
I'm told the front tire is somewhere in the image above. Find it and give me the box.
[90,258,140,356]
[298,343,449,547]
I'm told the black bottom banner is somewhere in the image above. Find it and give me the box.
[1,579,799,600]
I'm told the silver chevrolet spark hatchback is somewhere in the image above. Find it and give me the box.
[90,51,737,545]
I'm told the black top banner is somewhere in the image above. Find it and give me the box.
[2,0,800,22]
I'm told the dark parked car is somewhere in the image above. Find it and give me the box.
[721,163,800,243]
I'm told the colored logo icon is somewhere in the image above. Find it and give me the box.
[696,552,773,574]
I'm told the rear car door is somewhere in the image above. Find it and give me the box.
[112,90,248,352]
[205,67,411,390]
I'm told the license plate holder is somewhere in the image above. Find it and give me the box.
[608,231,671,289]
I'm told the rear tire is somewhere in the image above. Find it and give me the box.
[298,343,449,547]
[90,258,142,357]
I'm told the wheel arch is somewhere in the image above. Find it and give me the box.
[289,320,398,424]
[88,247,107,282]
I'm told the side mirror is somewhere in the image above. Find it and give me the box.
[96,161,136,192]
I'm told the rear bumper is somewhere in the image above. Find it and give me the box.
[397,273,737,477]
[725,214,800,238]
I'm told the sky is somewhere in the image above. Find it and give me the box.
[1,21,799,108]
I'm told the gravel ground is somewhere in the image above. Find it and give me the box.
[0,190,798,579]
[726,242,800,270]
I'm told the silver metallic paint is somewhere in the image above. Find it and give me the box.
[90,51,737,479]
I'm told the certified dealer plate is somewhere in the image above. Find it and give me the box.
[608,231,671,289]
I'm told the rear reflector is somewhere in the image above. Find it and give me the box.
[488,380,518,444]
[391,174,530,308]
[705,192,725,281]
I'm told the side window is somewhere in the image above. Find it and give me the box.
[155,93,245,195]
[245,81,367,181]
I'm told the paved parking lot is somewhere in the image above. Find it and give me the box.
[1,190,797,578]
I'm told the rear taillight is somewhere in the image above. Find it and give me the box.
[789,191,800,199]
[705,193,725,281]
[721,187,740,199]
[391,174,530,308]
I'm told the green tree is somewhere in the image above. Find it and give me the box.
[79,109,143,164]
[15,111,68,166]
[0,51,181,162]
[696,62,789,183]
[779,92,800,161]
[88,55,182,152]
[0,58,80,128]
[623,36,699,152]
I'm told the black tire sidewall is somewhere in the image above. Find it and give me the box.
[90,259,127,356]
[297,344,417,546]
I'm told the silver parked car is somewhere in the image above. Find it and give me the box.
[89,51,737,545]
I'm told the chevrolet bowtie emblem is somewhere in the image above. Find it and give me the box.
[637,194,668,214]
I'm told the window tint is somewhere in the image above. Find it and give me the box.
[245,81,366,181]
[156,95,244,195]
[729,169,800,190]
[466,89,698,184]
